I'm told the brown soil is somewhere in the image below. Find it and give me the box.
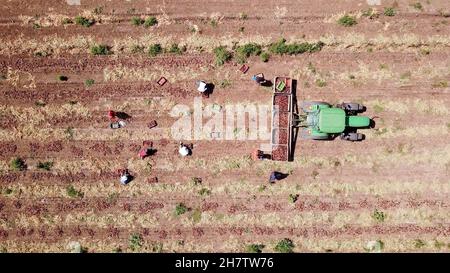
[0,0,449,253]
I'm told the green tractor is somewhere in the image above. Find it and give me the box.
[295,101,372,141]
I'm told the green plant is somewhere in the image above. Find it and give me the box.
[274,238,294,253]
[10,157,26,171]
[107,193,119,204]
[431,81,448,88]
[260,51,270,62]
[411,2,423,11]
[362,8,373,17]
[219,79,232,88]
[131,45,145,54]
[57,75,68,81]
[433,240,446,249]
[315,79,327,87]
[420,48,431,55]
[167,43,185,55]
[175,203,188,215]
[362,8,380,19]
[90,44,111,55]
[129,233,143,251]
[269,38,324,55]
[213,46,232,66]
[246,244,265,253]
[65,127,74,140]
[379,63,388,70]
[75,16,95,27]
[62,18,72,24]
[148,44,163,57]
[37,161,53,171]
[400,71,411,80]
[35,100,46,107]
[85,79,95,87]
[210,19,218,27]
[384,7,396,16]
[191,177,202,185]
[372,209,386,222]
[144,16,158,27]
[373,104,384,113]
[192,209,202,223]
[414,239,426,248]
[151,242,163,253]
[33,23,41,29]
[338,15,357,27]
[235,43,262,63]
[288,194,299,203]
[239,12,248,20]
[131,17,144,26]
[258,185,267,192]
[4,188,13,195]
[93,6,103,15]
[198,188,211,196]
[66,185,83,198]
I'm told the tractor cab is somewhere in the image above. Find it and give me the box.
[295,101,372,141]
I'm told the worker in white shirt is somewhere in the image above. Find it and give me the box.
[118,169,133,185]
[179,142,191,157]
[196,80,210,98]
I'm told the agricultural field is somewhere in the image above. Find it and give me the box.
[0,0,449,253]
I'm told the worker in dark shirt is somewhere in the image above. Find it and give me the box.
[252,74,267,86]
[269,171,288,184]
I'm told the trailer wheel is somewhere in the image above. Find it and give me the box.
[337,102,366,114]
[340,133,365,141]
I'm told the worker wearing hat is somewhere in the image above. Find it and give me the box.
[179,142,191,157]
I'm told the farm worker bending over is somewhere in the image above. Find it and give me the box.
[252,74,267,86]
[139,141,154,159]
[269,171,288,184]
[251,149,264,161]
[179,142,191,157]
[108,110,116,120]
[196,80,208,93]
[118,169,133,185]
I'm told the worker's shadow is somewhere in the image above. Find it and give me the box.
[202,83,215,98]
[273,171,289,181]
[261,80,273,87]
[142,149,158,159]
[125,175,135,185]
[116,112,132,120]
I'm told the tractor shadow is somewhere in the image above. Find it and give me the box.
[289,79,298,162]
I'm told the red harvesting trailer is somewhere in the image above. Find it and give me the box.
[270,77,295,161]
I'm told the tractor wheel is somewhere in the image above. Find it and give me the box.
[300,101,330,113]
[337,102,366,113]
[300,128,329,140]
[340,132,364,141]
